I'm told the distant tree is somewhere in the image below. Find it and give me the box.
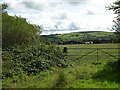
[2,3,8,13]
[107,0,120,42]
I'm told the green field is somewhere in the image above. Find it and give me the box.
[58,43,118,48]
[55,31,115,39]
[42,31,116,44]
[3,44,120,88]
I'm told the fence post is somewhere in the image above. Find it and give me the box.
[63,47,67,54]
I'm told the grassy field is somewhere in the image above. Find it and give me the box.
[3,44,120,88]
[42,31,116,44]
[58,43,119,48]
[55,31,115,39]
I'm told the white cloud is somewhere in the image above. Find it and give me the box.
[50,10,81,20]
[81,6,103,15]
[2,0,62,12]
[90,0,116,4]
[2,0,27,11]
[2,0,116,35]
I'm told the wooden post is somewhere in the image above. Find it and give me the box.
[63,47,67,53]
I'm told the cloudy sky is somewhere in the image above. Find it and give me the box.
[1,0,116,35]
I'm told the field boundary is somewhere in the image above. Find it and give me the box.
[65,48,120,60]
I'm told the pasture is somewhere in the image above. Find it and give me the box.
[58,43,119,49]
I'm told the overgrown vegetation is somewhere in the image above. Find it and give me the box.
[2,53,119,88]
[2,44,66,77]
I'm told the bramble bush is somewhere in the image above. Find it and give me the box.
[2,43,67,77]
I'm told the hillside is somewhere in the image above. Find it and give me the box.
[41,31,116,44]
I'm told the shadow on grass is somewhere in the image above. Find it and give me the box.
[92,59,120,83]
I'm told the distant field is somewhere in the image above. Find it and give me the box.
[56,31,114,39]
[58,43,119,61]
[42,31,116,44]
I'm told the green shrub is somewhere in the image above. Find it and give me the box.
[25,58,51,75]
[52,69,67,88]
[2,13,40,48]
[2,43,67,77]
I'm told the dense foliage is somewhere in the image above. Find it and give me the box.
[2,43,66,78]
[2,13,41,47]
[108,0,120,43]
[42,31,116,45]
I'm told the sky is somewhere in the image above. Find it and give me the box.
[1,0,117,35]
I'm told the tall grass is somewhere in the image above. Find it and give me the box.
[3,59,119,88]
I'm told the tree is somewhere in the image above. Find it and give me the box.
[2,3,8,13]
[107,0,120,43]
[2,4,41,47]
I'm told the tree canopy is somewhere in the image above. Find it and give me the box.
[108,0,120,43]
[108,0,120,14]
[2,4,41,47]
[2,3,8,13]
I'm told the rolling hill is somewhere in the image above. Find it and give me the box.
[41,31,116,44]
